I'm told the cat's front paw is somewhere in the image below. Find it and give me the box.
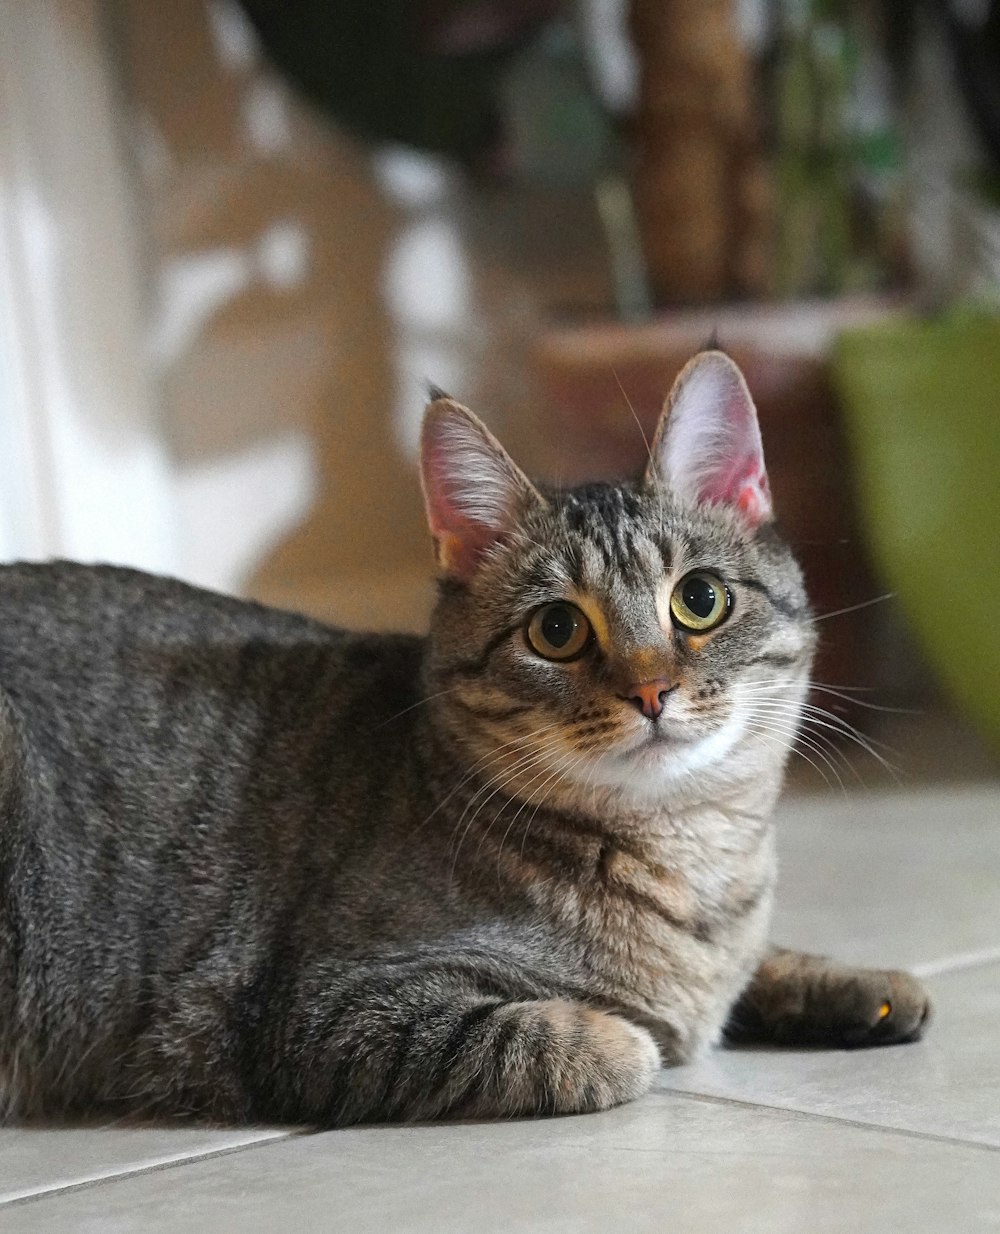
[726,950,932,1050]
[428,1000,662,1122]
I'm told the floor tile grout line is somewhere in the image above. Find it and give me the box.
[912,946,1000,979]
[5,1091,998,1211]
[655,1087,1000,1155]
[0,1129,315,1209]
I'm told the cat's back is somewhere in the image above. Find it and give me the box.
[0,560,426,798]
[0,559,341,667]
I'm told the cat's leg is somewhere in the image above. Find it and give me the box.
[724,947,931,1048]
[248,966,661,1126]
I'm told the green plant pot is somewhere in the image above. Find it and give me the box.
[834,314,1000,751]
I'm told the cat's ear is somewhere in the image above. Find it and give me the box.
[420,395,542,581]
[644,350,772,529]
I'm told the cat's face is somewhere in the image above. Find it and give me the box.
[421,353,815,807]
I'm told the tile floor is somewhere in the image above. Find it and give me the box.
[1,782,997,1231]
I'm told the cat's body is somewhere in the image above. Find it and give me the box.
[0,354,929,1125]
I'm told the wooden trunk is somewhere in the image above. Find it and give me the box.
[629,0,772,303]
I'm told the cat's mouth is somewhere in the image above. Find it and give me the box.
[610,709,749,775]
[643,728,697,746]
[625,724,706,753]
[615,713,743,762]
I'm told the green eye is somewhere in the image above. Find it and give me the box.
[670,572,730,632]
[527,602,592,661]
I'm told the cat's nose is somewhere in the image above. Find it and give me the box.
[622,679,676,720]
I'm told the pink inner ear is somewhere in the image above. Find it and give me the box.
[420,403,523,580]
[735,467,771,527]
[422,440,491,580]
[702,450,772,529]
[429,514,501,582]
[421,441,464,541]
[663,354,773,530]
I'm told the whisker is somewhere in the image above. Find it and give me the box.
[613,368,655,475]
[612,367,666,524]
[512,751,588,870]
[748,677,877,693]
[492,750,586,883]
[798,705,897,753]
[742,678,919,715]
[449,740,555,852]
[744,708,848,776]
[739,694,866,786]
[757,698,899,760]
[741,718,830,786]
[742,717,846,794]
[804,684,920,716]
[427,723,561,832]
[384,724,562,869]
[448,736,565,884]
[796,724,868,788]
[748,699,900,780]
[366,686,461,732]
[811,593,895,623]
[473,747,567,864]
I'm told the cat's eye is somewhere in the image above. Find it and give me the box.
[670,572,731,633]
[526,603,592,661]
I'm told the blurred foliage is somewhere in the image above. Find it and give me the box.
[765,0,906,297]
[933,0,1000,172]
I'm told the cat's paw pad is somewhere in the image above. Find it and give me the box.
[835,969,931,1048]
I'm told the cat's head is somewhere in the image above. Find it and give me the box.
[420,351,815,808]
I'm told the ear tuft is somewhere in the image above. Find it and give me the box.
[420,397,540,580]
[646,350,772,529]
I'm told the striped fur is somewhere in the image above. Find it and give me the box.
[0,357,928,1125]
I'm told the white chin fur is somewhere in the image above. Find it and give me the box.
[568,708,751,803]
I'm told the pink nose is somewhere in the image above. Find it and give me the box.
[623,679,675,720]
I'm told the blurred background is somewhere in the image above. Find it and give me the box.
[0,0,997,788]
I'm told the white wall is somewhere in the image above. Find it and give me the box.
[0,0,178,572]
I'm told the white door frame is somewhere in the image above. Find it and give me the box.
[0,0,178,571]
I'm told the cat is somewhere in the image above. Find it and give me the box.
[0,350,929,1126]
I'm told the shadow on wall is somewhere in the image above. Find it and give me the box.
[125,0,434,618]
[126,0,613,632]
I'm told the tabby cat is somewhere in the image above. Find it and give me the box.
[0,351,929,1126]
